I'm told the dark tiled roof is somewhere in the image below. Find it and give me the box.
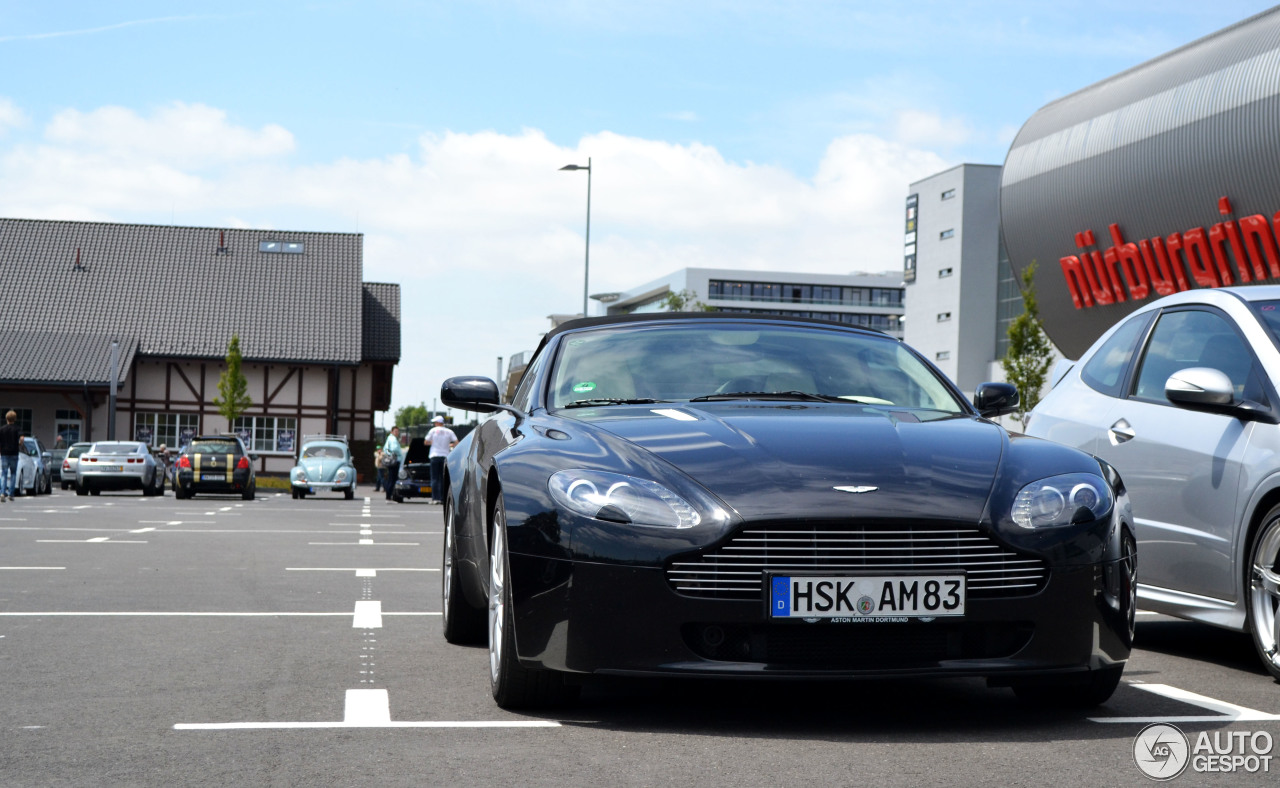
[0,219,400,383]
[1,332,138,386]
[362,282,401,361]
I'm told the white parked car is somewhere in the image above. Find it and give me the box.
[60,442,93,490]
[16,436,52,496]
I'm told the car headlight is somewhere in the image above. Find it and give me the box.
[549,469,701,528]
[295,470,308,483]
[398,466,407,479]
[335,468,348,482]
[1011,473,1112,529]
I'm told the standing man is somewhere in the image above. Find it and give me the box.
[0,411,21,502]
[424,416,458,505]
[382,425,404,503]
[373,445,385,493]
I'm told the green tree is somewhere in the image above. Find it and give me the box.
[1000,261,1055,431]
[660,288,715,312]
[394,402,432,428]
[212,334,253,423]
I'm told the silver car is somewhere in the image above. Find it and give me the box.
[75,441,166,496]
[1027,285,1280,680]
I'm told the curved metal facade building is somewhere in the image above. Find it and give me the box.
[1000,8,1280,358]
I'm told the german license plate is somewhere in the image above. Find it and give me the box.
[100,465,123,472]
[768,574,965,619]
[420,486,430,494]
[200,473,224,481]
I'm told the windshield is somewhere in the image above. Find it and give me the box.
[67,445,89,459]
[548,322,964,414]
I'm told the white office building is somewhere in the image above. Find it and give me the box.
[903,164,1043,397]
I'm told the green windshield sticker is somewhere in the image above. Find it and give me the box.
[572,381,597,393]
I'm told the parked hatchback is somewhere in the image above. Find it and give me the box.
[60,442,93,490]
[1028,285,1280,680]
[172,435,257,500]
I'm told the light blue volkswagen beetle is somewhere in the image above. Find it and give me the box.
[290,434,358,500]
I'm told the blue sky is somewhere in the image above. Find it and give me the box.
[1,1,1274,419]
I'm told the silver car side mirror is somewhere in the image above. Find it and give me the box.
[1165,367,1234,407]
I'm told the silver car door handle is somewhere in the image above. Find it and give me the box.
[1109,419,1135,444]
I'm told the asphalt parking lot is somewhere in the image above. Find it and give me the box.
[2,488,1279,786]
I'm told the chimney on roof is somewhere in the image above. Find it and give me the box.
[216,230,231,256]
[72,248,86,272]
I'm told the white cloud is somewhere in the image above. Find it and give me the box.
[0,98,28,135]
[0,100,953,417]
[45,102,294,167]
[893,110,974,149]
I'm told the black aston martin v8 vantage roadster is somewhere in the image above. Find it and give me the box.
[440,314,1136,710]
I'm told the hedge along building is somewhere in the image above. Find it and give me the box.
[1000,7,1280,359]
[0,218,400,476]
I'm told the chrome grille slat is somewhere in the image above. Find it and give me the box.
[665,522,1049,600]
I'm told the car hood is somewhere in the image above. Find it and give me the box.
[566,403,1005,522]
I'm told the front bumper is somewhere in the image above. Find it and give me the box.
[507,553,1129,679]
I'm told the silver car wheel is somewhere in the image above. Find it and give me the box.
[1250,517,1280,673]
[488,501,507,686]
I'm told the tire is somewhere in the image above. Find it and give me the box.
[442,495,485,645]
[488,494,578,709]
[291,488,299,500]
[1011,665,1124,707]
[242,486,255,501]
[344,487,355,501]
[1247,505,1280,681]
[89,489,100,496]
[76,486,89,496]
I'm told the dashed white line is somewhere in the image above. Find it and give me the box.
[0,566,65,570]
[353,601,383,628]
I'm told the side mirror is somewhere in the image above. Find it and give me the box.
[442,376,502,413]
[973,382,1019,418]
[1165,368,1234,408]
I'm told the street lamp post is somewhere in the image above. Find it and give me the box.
[559,158,592,317]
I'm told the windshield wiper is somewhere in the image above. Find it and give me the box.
[688,390,844,403]
[563,397,670,409]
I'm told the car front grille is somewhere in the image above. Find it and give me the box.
[666,522,1049,600]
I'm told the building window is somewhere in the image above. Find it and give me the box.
[941,189,956,200]
[259,240,305,254]
[940,229,955,240]
[0,408,33,434]
[936,351,951,361]
[231,416,298,453]
[707,279,903,309]
[939,268,953,278]
[937,312,952,322]
[134,412,200,449]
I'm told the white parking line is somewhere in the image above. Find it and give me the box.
[130,527,156,534]
[285,568,438,574]
[1091,682,1280,723]
[0,566,65,570]
[0,611,440,617]
[173,689,560,730]
[36,539,148,544]
[352,601,382,628]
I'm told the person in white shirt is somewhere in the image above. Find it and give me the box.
[382,426,404,502]
[424,416,458,505]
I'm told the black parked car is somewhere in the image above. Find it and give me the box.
[393,437,432,502]
[439,313,1136,710]
[172,435,257,500]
